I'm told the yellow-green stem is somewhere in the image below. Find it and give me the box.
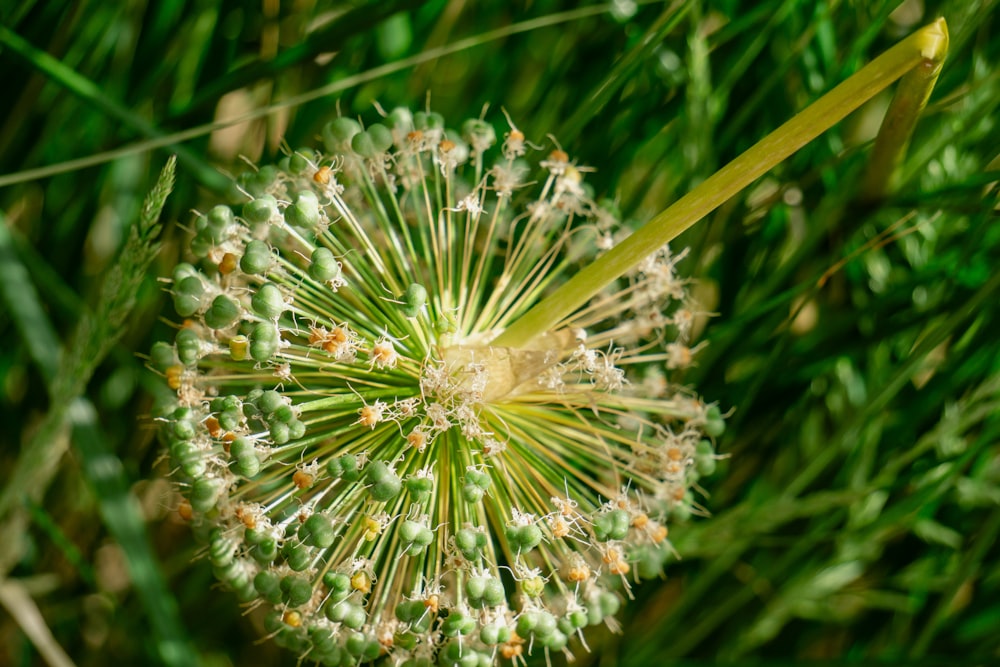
[860,22,949,200]
[494,18,949,349]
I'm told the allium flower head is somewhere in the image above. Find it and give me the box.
[150,107,723,666]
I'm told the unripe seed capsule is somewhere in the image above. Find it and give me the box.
[288,148,316,175]
[254,571,282,604]
[281,542,311,571]
[252,283,285,319]
[462,483,484,503]
[243,196,279,225]
[204,294,241,329]
[301,513,335,548]
[172,276,205,317]
[205,205,234,243]
[269,420,290,445]
[258,389,284,414]
[322,117,362,153]
[462,119,497,152]
[240,239,272,274]
[401,282,427,318]
[249,322,279,361]
[309,247,341,283]
[280,575,314,607]
[351,124,393,158]
[705,405,726,437]
[149,341,176,372]
[287,419,306,440]
[252,537,278,564]
[190,477,223,513]
[284,191,320,229]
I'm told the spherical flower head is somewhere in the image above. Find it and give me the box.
[149,107,723,665]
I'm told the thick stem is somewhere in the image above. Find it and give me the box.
[860,20,949,200]
[494,18,949,349]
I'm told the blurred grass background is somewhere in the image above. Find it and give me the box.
[1,0,998,665]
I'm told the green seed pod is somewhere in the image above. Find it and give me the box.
[462,118,497,153]
[170,439,205,478]
[466,470,490,489]
[672,493,693,522]
[322,572,352,602]
[413,111,444,132]
[594,509,630,542]
[218,406,242,431]
[280,575,314,607]
[308,247,342,284]
[695,439,718,476]
[288,148,317,175]
[301,513,335,548]
[287,419,306,440]
[598,591,621,617]
[254,570,283,604]
[204,205,234,244]
[386,107,413,133]
[175,327,202,366]
[351,124,393,159]
[281,541,311,571]
[395,599,426,623]
[540,629,567,651]
[441,610,474,637]
[189,234,212,258]
[204,294,241,329]
[455,528,479,558]
[270,404,294,424]
[209,529,236,567]
[435,314,457,335]
[339,454,361,481]
[243,195,279,225]
[341,603,367,630]
[481,577,504,607]
[506,524,542,552]
[704,404,725,437]
[233,453,260,478]
[399,520,423,544]
[149,341,177,372]
[171,409,197,440]
[521,575,545,598]
[479,623,510,646]
[404,475,433,502]
[284,190,320,229]
[345,631,367,657]
[172,262,199,284]
[466,577,486,607]
[462,483,485,504]
[367,462,401,502]
[252,282,285,320]
[240,239,273,274]
[366,460,391,482]
[190,477,223,513]
[172,276,206,317]
[249,322,280,361]
[258,389,284,414]
[251,538,278,566]
[532,611,557,638]
[322,117,362,153]
[269,420,290,445]
[516,611,539,637]
[400,282,427,318]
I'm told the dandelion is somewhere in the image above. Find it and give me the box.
[149,107,723,666]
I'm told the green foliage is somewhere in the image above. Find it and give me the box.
[0,1,998,666]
